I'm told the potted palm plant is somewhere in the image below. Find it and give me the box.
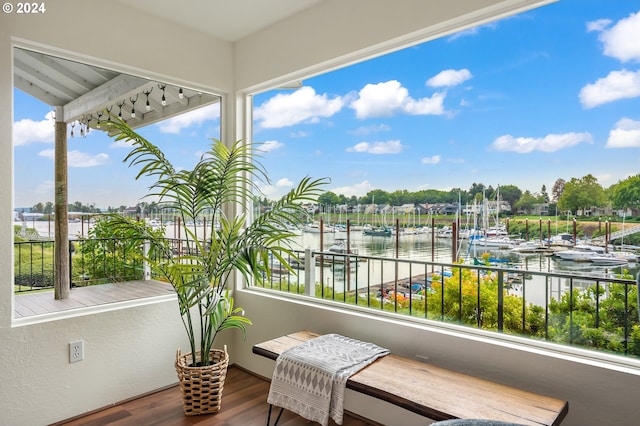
[97,115,326,415]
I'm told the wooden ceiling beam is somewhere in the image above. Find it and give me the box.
[14,59,80,104]
[62,75,154,123]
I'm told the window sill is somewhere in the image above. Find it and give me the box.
[13,280,176,326]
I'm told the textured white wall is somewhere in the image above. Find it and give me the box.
[0,2,233,424]
[234,290,640,426]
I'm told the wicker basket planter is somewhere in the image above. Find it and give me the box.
[175,346,229,416]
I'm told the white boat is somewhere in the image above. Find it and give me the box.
[327,238,358,255]
[485,224,508,237]
[469,236,517,249]
[589,254,628,265]
[589,250,638,265]
[612,251,639,263]
[554,244,605,261]
[316,238,364,266]
[549,233,573,247]
[511,241,554,254]
[302,222,335,233]
[437,226,453,238]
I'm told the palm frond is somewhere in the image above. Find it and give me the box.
[97,119,327,365]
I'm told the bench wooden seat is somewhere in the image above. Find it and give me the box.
[253,331,568,426]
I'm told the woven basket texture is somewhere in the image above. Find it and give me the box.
[175,348,229,416]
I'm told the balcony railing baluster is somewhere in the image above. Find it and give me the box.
[13,239,639,358]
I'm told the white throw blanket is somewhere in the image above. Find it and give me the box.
[267,333,390,426]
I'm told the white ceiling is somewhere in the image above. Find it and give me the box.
[111,0,324,42]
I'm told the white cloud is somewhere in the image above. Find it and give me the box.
[579,69,640,108]
[592,11,640,62]
[13,111,55,146]
[157,104,220,134]
[259,177,294,197]
[331,180,374,197]
[254,86,344,128]
[110,139,134,149]
[350,124,391,136]
[426,69,473,88]
[346,140,404,154]
[404,93,446,115]
[290,130,310,138]
[606,118,640,148]
[275,177,293,187]
[490,132,593,153]
[421,155,441,165]
[258,140,284,152]
[350,80,445,118]
[447,22,498,41]
[586,18,612,33]
[34,180,55,195]
[39,149,110,167]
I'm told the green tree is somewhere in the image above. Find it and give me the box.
[557,174,607,214]
[317,191,341,207]
[388,189,411,206]
[540,184,549,203]
[468,182,485,200]
[514,190,537,214]
[551,178,565,203]
[609,174,640,209]
[363,189,389,205]
[72,218,165,285]
[43,201,54,214]
[497,185,522,211]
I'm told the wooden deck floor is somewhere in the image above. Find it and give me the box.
[14,280,175,318]
[52,366,380,426]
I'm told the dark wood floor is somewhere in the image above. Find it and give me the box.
[53,366,380,426]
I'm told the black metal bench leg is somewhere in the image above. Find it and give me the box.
[267,404,285,426]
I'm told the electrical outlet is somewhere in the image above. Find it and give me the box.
[69,340,84,363]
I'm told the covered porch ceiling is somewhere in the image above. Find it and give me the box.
[14,47,220,129]
[13,0,325,128]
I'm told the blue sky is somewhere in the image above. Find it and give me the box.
[13,0,640,209]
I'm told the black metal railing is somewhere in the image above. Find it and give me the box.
[70,238,146,286]
[13,238,640,357]
[14,240,56,291]
[14,237,211,292]
[14,238,146,291]
[258,248,640,358]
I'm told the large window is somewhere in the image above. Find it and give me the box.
[13,46,221,316]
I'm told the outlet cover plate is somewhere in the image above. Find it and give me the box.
[69,340,84,363]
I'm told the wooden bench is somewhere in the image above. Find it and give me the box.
[253,331,568,426]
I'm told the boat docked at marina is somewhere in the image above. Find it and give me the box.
[302,222,335,233]
[362,225,392,237]
[468,235,518,249]
[553,244,606,262]
[589,254,629,265]
[316,238,365,266]
[589,250,638,265]
[511,240,554,254]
